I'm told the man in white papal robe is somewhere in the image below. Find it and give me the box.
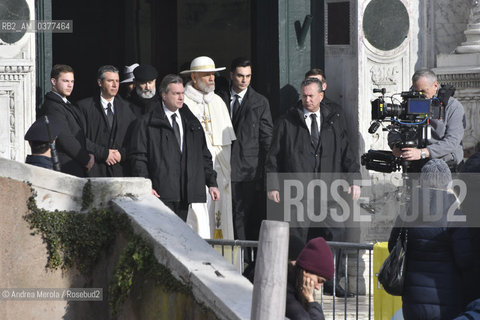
[180,56,236,240]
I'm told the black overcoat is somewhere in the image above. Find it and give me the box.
[37,91,90,177]
[127,90,160,118]
[77,95,137,177]
[129,104,217,203]
[265,100,360,191]
[219,87,273,182]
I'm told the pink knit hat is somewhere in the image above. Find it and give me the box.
[295,237,334,280]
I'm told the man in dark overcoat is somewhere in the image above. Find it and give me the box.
[37,64,94,177]
[129,74,220,221]
[218,57,273,241]
[265,77,361,295]
[304,68,358,296]
[77,65,137,177]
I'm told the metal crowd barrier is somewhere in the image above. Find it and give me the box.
[206,239,258,273]
[206,239,374,320]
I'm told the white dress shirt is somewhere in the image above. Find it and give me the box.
[303,108,321,135]
[100,95,115,115]
[229,88,247,116]
[163,104,184,151]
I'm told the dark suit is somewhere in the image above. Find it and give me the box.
[77,95,137,177]
[220,87,273,240]
[266,99,360,294]
[37,91,90,177]
[129,103,217,220]
[265,100,359,241]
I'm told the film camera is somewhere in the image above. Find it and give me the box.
[361,85,454,173]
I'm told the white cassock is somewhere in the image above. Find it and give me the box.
[184,82,236,240]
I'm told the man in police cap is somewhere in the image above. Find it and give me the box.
[127,64,161,118]
[24,116,63,170]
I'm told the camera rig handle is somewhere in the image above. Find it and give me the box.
[373,88,386,95]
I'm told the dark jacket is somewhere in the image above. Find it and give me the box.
[286,264,325,320]
[129,104,217,203]
[265,100,360,191]
[219,87,273,182]
[454,299,480,320]
[37,91,90,177]
[388,189,474,320]
[463,150,480,172]
[25,155,53,170]
[77,95,137,177]
[127,90,160,118]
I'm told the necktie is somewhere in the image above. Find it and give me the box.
[310,113,319,147]
[171,113,181,150]
[232,94,241,118]
[106,102,114,129]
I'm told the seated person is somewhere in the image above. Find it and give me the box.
[287,237,334,320]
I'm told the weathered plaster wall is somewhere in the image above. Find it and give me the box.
[0,158,253,319]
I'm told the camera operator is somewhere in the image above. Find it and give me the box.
[389,69,465,172]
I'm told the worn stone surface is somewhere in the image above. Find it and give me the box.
[0,158,152,212]
[0,177,106,319]
[0,157,252,319]
[112,195,254,320]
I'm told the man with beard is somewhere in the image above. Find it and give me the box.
[77,65,137,177]
[127,64,160,118]
[181,56,236,240]
[37,64,94,177]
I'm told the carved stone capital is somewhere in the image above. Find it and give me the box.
[0,64,33,81]
[0,65,34,73]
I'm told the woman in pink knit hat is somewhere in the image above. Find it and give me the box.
[286,237,334,320]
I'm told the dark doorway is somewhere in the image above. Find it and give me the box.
[44,0,279,114]
[51,0,128,100]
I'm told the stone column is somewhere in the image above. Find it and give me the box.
[324,0,419,243]
[456,0,480,54]
[0,0,36,162]
[434,0,480,156]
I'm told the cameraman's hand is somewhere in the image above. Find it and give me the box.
[401,147,426,161]
[392,147,402,157]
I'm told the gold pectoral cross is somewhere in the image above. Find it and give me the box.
[201,112,212,135]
